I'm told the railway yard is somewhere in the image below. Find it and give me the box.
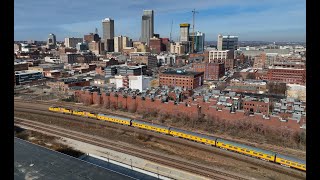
[14,100,306,180]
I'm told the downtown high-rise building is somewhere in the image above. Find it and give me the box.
[189,31,205,53]
[141,10,154,45]
[217,34,238,51]
[180,23,190,42]
[47,33,57,49]
[114,35,130,52]
[102,18,115,52]
[64,37,83,48]
[47,33,56,46]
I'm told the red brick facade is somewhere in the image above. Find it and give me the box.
[263,68,306,85]
[149,38,161,54]
[209,59,235,71]
[243,100,269,115]
[192,63,225,80]
[159,71,204,89]
[160,38,170,51]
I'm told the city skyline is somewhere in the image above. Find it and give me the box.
[14,0,305,42]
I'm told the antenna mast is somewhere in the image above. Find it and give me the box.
[191,9,198,53]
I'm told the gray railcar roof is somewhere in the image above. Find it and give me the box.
[216,139,276,156]
[276,154,306,165]
[131,120,170,130]
[97,114,131,122]
[169,127,218,141]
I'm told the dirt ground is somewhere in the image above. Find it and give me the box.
[14,111,305,180]
[14,125,84,158]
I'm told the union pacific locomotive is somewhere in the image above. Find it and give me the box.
[49,106,306,171]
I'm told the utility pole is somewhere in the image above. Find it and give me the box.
[191,9,198,53]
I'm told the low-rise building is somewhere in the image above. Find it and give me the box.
[243,97,270,115]
[159,70,204,90]
[14,62,29,71]
[149,37,161,54]
[229,79,267,91]
[104,65,147,77]
[15,70,43,85]
[170,42,186,55]
[286,84,306,102]
[60,53,96,64]
[192,63,225,80]
[47,78,90,92]
[133,41,150,52]
[262,67,306,85]
[209,58,235,71]
[208,50,234,61]
[156,54,176,66]
[128,75,152,92]
[130,55,158,69]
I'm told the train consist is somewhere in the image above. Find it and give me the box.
[49,106,306,171]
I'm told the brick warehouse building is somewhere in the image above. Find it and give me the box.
[242,97,270,115]
[262,67,306,85]
[47,78,90,92]
[209,58,235,71]
[149,37,161,54]
[159,70,204,89]
[192,62,225,80]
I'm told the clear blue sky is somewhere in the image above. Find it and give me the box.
[14,0,305,42]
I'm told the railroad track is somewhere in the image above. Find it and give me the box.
[14,106,306,179]
[14,99,306,159]
[15,99,140,119]
[14,118,249,180]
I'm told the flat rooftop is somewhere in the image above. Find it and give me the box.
[161,70,203,76]
[15,70,42,75]
[14,138,134,180]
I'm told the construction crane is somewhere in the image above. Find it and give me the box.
[191,9,198,53]
[169,20,173,42]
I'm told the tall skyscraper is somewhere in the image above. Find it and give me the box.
[180,23,190,42]
[47,33,56,46]
[102,18,114,40]
[189,31,205,53]
[47,33,56,49]
[141,10,154,45]
[102,18,115,52]
[217,34,238,51]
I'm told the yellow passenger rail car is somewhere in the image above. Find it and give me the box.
[275,154,306,171]
[131,120,170,134]
[97,114,131,125]
[48,106,60,112]
[72,109,84,116]
[169,127,217,146]
[216,139,276,162]
[60,107,72,114]
[83,111,97,119]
